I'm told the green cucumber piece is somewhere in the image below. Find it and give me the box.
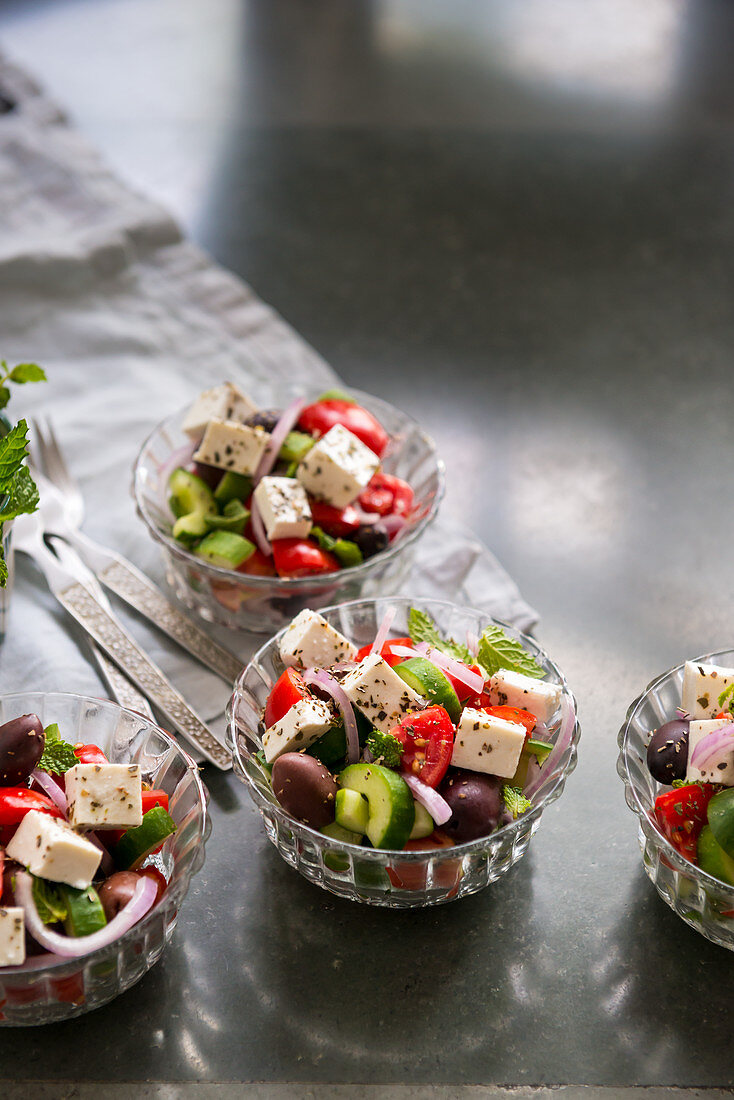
[61,884,107,937]
[194,530,255,569]
[308,723,347,766]
[205,499,250,534]
[332,539,363,568]
[698,824,734,885]
[409,800,434,840]
[113,805,177,870]
[279,431,315,464]
[394,657,461,723]
[172,511,210,545]
[168,468,215,518]
[338,762,414,850]
[214,471,253,506]
[316,389,355,404]
[335,788,369,834]
[321,821,363,871]
[708,788,734,860]
[525,738,553,763]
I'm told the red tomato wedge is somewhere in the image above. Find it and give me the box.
[73,744,108,767]
[309,501,363,537]
[0,787,65,826]
[654,783,717,862]
[393,705,455,789]
[386,832,459,890]
[264,668,310,730]
[237,548,277,577]
[298,399,389,458]
[359,472,414,517]
[272,538,339,578]
[355,636,414,669]
[480,705,536,737]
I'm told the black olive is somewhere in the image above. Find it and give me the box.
[246,410,280,433]
[647,719,689,783]
[352,524,389,560]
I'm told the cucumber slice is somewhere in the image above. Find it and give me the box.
[321,821,363,871]
[338,762,414,850]
[708,788,734,859]
[168,468,216,518]
[194,530,255,569]
[279,431,315,464]
[113,805,177,870]
[409,800,434,840]
[335,788,369,834]
[172,512,210,545]
[698,824,734,885]
[205,499,250,534]
[214,471,253,506]
[394,657,461,723]
[526,738,553,763]
[61,884,107,937]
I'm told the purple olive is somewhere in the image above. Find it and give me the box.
[647,719,689,783]
[438,769,503,843]
[271,753,338,828]
[0,713,45,786]
[98,872,142,921]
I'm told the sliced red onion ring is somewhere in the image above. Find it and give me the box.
[86,832,114,876]
[403,773,452,826]
[381,514,408,541]
[690,721,734,768]
[370,606,396,656]
[253,396,307,485]
[414,642,485,694]
[303,669,360,765]
[466,630,479,657]
[351,504,382,526]
[15,871,157,958]
[524,694,576,799]
[250,495,272,557]
[31,769,68,814]
[388,644,421,660]
[160,441,197,509]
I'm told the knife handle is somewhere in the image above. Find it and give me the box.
[57,580,231,770]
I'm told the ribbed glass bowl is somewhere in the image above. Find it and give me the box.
[0,692,210,1025]
[617,649,734,951]
[227,597,580,908]
[133,388,445,634]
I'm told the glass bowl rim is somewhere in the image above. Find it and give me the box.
[227,595,581,861]
[617,647,734,898]
[132,386,446,590]
[0,690,210,975]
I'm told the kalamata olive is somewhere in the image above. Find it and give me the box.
[246,410,280,433]
[271,752,338,828]
[192,461,223,490]
[98,872,141,921]
[0,713,45,786]
[438,769,503,843]
[352,524,389,560]
[647,719,689,783]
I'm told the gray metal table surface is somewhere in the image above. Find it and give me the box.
[1,0,734,1094]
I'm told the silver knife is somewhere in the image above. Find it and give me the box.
[13,513,231,770]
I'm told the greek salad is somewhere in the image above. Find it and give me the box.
[647,659,734,886]
[165,383,416,582]
[256,606,575,860]
[0,714,176,967]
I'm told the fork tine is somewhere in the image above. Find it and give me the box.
[32,417,85,525]
[30,418,49,477]
[41,419,75,491]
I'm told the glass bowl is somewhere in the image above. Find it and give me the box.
[227,597,580,908]
[0,692,210,1025]
[617,648,734,951]
[133,387,445,634]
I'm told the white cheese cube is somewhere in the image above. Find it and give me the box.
[340,654,423,734]
[685,718,734,784]
[487,669,562,725]
[182,383,258,439]
[297,424,380,508]
[263,698,335,763]
[65,763,143,830]
[0,908,25,967]
[194,418,269,475]
[253,476,312,542]
[681,660,734,719]
[279,609,357,669]
[6,810,102,890]
[451,708,526,779]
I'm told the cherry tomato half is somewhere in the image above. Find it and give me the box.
[355,636,414,669]
[480,705,536,737]
[264,668,310,730]
[73,744,108,767]
[237,548,277,577]
[393,705,455,789]
[386,831,458,891]
[309,501,362,538]
[298,399,388,458]
[272,538,339,578]
[0,787,65,826]
[359,472,414,518]
[655,783,716,862]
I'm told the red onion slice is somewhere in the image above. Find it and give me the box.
[690,722,734,768]
[16,871,157,958]
[388,644,421,660]
[31,769,68,814]
[381,514,408,541]
[370,606,396,656]
[303,669,360,765]
[86,832,114,876]
[414,642,485,694]
[253,396,307,486]
[524,694,576,799]
[403,773,452,826]
[676,707,691,720]
[351,504,382,526]
[466,630,479,657]
[250,495,272,557]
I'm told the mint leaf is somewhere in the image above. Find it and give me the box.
[407,607,474,664]
[0,419,29,488]
[38,724,78,774]
[0,387,9,411]
[0,464,39,522]
[8,363,46,384]
[502,785,533,819]
[32,876,68,925]
[477,625,545,680]
[0,550,7,586]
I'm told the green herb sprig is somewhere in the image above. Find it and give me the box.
[0,360,47,586]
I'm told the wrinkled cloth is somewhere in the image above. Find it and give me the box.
[0,54,537,733]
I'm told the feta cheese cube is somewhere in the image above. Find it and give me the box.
[194,418,269,475]
[0,908,25,967]
[686,718,734,783]
[6,810,102,890]
[279,609,358,669]
[253,476,312,542]
[182,383,258,439]
[451,708,526,779]
[297,424,380,508]
[65,763,143,830]
[263,698,335,763]
[681,660,734,719]
[487,669,562,725]
[340,654,423,734]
